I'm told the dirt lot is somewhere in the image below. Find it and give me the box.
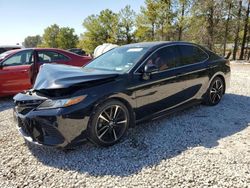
[0,63,249,188]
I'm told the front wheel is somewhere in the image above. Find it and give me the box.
[204,77,225,106]
[88,100,130,147]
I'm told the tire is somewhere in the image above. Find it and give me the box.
[204,77,225,106]
[88,100,130,147]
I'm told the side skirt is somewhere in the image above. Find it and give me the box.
[135,99,202,124]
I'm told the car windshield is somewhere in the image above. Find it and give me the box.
[84,46,149,73]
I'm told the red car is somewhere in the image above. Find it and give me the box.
[0,48,92,97]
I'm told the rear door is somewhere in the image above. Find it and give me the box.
[175,44,210,101]
[0,50,34,96]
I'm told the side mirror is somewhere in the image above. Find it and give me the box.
[144,64,158,74]
[142,64,158,80]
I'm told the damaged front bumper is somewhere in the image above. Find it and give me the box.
[13,92,92,148]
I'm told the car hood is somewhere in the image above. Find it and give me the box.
[33,64,119,90]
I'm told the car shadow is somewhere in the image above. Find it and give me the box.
[27,93,250,177]
[0,96,13,112]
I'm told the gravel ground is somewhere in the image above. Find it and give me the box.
[0,63,250,188]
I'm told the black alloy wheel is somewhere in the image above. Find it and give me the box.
[88,100,130,146]
[205,77,224,106]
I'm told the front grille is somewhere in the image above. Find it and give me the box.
[14,100,44,115]
[18,118,33,136]
[18,117,64,144]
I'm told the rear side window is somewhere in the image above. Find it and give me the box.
[145,46,180,72]
[38,51,69,63]
[178,45,208,66]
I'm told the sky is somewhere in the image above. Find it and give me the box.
[0,0,145,45]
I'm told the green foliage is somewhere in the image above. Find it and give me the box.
[23,35,42,48]
[42,24,60,48]
[135,0,175,41]
[24,0,249,59]
[118,5,136,44]
[78,9,119,53]
[41,24,78,49]
[56,27,79,49]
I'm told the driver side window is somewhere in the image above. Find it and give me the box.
[3,50,34,66]
[145,46,179,72]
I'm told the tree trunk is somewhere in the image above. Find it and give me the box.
[207,0,215,50]
[161,24,164,40]
[246,35,250,60]
[178,2,185,41]
[239,1,250,60]
[126,25,131,44]
[207,2,214,50]
[233,0,243,60]
[223,2,232,57]
[151,23,155,40]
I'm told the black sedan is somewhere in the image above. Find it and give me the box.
[13,42,231,148]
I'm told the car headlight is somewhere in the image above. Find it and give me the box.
[37,95,87,110]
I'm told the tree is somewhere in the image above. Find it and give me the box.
[136,0,159,41]
[189,0,224,50]
[156,0,174,41]
[223,1,233,56]
[78,9,119,53]
[135,0,175,41]
[56,27,79,49]
[23,35,42,48]
[134,13,152,41]
[41,24,78,49]
[232,0,243,60]
[118,5,136,44]
[176,0,193,41]
[42,24,60,48]
[239,0,250,60]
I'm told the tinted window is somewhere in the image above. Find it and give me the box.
[178,45,208,66]
[145,46,180,71]
[38,51,69,63]
[3,50,34,66]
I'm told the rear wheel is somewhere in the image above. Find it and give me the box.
[204,77,224,106]
[88,100,130,147]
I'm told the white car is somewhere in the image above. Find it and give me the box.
[94,43,118,58]
[0,44,24,54]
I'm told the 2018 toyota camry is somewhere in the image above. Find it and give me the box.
[13,42,231,148]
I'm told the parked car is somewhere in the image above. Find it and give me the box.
[13,42,230,148]
[0,44,23,54]
[94,43,118,58]
[0,48,92,97]
[67,48,86,56]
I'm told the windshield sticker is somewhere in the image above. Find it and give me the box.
[127,48,143,52]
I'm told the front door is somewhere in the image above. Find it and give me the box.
[133,45,186,120]
[0,50,34,96]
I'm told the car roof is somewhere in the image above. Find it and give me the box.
[3,48,70,53]
[122,41,201,51]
